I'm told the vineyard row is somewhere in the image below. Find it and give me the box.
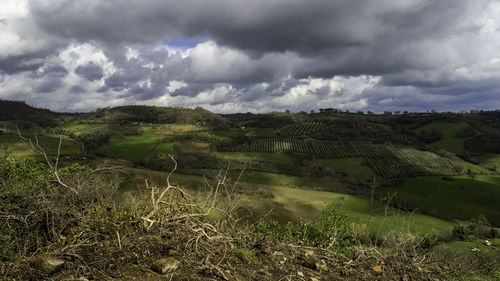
[232,138,455,178]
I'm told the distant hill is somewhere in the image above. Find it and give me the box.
[0,101,231,129]
[89,105,231,129]
[0,100,58,128]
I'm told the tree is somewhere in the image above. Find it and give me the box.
[418,128,443,144]
[467,169,476,181]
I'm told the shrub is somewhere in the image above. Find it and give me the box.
[0,156,51,194]
[0,157,120,263]
[455,127,476,138]
[418,128,443,144]
[232,248,261,265]
[256,208,353,249]
[76,129,110,152]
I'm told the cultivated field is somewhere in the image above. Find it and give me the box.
[380,175,500,225]
[414,121,472,154]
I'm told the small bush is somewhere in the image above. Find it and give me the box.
[455,127,476,139]
[232,248,261,265]
[418,128,443,144]
[256,208,353,249]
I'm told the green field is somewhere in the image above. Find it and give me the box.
[213,127,277,138]
[64,123,107,135]
[96,135,174,162]
[142,124,206,136]
[473,153,500,172]
[414,121,472,154]
[381,175,500,224]
[464,161,493,175]
[218,152,295,166]
[434,238,500,260]
[120,167,455,236]
[123,167,210,191]
[264,185,455,236]
[0,131,82,157]
[174,140,211,154]
[313,157,379,183]
[244,171,347,192]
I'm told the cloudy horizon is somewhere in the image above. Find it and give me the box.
[1,0,499,113]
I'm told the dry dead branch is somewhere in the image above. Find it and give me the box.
[17,127,78,194]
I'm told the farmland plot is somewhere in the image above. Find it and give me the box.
[280,122,326,136]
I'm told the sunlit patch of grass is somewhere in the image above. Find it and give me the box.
[96,135,174,162]
[414,121,471,154]
[381,175,500,224]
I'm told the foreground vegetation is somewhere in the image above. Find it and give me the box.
[1,100,499,279]
[1,156,498,280]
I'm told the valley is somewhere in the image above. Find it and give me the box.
[1,101,499,280]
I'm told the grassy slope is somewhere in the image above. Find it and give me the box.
[313,157,379,183]
[473,153,500,171]
[94,124,207,162]
[464,161,493,175]
[65,123,206,136]
[124,167,209,190]
[0,132,33,157]
[96,135,175,162]
[218,152,294,165]
[414,121,470,154]
[381,175,500,224]
[175,140,211,154]
[262,185,454,236]
[0,131,82,157]
[64,123,107,135]
[142,124,207,136]
[121,167,455,236]
[213,127,277,138]
[243,171,345,191]
[434,238,500,264]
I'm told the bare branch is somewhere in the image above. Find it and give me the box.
[17,127,78,194]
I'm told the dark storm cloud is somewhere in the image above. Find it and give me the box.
[0,0,498,113]
[0,53,48,75]
[104,73,127,91]
[362,78,500,113]
[26,0,495,79]
[170,83,213,97]
[104,66,151,91]
[138,48,169,64]
[36,79,64,93]
[267,78,307,93]
[70,85,86,94]
[28,64,68,79]
[30,64,68,94]
[44,65,68,75]
[27,0,388,52]
[75,62,104,81]
[128,84,167,100]
[28,0,488,55]
[97,86,109,93]
[237,84,268,102]
[0,15,68,75]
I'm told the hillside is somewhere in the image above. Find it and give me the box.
[0,100,58,128]
[1,103,499,280]
[83,105,231,129]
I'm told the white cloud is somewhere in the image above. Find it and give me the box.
[1,0,500,113]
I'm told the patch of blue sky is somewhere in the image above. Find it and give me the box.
[162,38,205,49]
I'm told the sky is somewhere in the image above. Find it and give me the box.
[0,0,499,113]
